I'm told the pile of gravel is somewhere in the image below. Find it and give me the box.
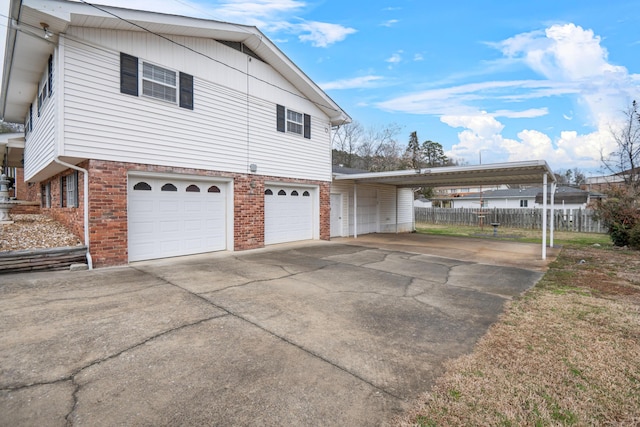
[0,214,82,252]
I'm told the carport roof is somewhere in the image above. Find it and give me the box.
[333,160,556,188]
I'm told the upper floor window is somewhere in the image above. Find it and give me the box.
[143,62,177,103]
[520,200,528,207]
[276,104,311,139]
[120,52,193,110]
[287,110,303,135]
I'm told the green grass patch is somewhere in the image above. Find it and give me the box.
[415,223,611,248]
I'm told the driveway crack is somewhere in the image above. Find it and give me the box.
[132,266,406,402]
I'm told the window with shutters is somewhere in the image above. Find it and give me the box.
[276,104,311,139]
[120,53,193,109]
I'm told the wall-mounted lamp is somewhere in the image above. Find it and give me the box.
[40,22,53,39]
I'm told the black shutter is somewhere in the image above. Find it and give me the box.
[60,176,65,207]
[276,104,285,132]
[72,171,79,208]
[29,104,32,132]
[120,52,138,96]
[303,114,311,139]
[179,72,194,110]
[48,55,53,98]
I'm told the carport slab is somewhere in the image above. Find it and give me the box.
[0,236,551,426]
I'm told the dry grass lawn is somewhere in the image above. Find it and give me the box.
[397,239,640,426]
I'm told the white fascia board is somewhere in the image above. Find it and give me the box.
[21,0,349,126]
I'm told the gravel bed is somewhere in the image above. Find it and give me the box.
[0,214,83,252]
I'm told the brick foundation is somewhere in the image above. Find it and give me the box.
[36,160,330,267]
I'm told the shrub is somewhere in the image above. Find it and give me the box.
[610,223,631,247]
[629,224,640,250]
[591,186,640,247]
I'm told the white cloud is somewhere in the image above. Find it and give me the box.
[296,21,357,47]
[413,53,424,61]
[381,19,399,27]
[379,23,640,170]
[386,51,403,65]
[320,75,384,90]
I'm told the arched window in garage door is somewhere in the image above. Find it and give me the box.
[278,189,286,195]
[186,184,200,192]
[208,185,221,193]
[264,189,273,195]
[133,182,152,191]
[161,183,177,191]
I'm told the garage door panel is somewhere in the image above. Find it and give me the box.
[128,176,228,262]
[265,186,314,245]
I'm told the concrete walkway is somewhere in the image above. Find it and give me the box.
[0,234,557,426]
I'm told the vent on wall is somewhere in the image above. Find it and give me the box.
[216,40,264,62]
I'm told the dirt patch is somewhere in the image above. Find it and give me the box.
[0,214,82,252]
[396,245,640,426]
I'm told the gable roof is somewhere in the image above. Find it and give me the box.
[1,0,350,125]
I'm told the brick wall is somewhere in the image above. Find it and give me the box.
[36,160,330,267]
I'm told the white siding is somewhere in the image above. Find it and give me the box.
[60,29,332,182]
[331,180,414,236]
[24,61,57,181]
[378,186,396,233]
[397,188,414,232]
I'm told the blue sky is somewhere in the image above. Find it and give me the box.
[2,0,639,175]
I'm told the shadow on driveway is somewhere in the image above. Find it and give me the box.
[0,234,556,426]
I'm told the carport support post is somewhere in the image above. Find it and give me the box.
[550,181,556,248]
[353,183,358,239]
[542,174,547,260]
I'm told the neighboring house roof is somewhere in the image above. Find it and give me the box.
[332,165,369,175]
[1,0,350,125]
[455,186,602,204]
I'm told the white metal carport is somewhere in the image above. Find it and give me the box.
[333,160,558,260]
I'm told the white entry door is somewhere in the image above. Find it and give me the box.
[128,176,227,262]
[330,193,342,237]
[264,185,314,245]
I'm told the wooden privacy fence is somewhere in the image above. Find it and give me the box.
[414,208,606,233]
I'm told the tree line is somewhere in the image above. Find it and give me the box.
[332,121,455,172]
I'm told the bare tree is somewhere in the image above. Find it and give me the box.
[357,123,403,171]
[603,100,640,190]
[332,121,364,168]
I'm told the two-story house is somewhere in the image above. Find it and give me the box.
[1,0,350,267]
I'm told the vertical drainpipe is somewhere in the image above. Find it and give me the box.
[54,158,93,269]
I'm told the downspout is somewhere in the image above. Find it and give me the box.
[54,158,93,269]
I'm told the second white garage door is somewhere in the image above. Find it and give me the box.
[128,176,228,262]
[264,185,314,245]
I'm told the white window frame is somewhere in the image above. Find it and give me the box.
[66,172,78,208]
[286,109,303,135]
[520,199,528,207]
[141,62,177,104]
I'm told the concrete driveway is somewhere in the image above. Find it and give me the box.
[0,234,557,426]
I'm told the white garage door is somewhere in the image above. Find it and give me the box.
[128,176,227,262]
[265,186,314,245]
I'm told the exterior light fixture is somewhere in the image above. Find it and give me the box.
[41,22,52,39]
